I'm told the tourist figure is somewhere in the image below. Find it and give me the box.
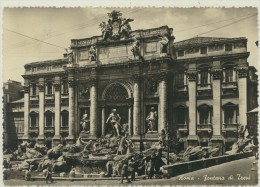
[146,158,154,179]
[24,168,31,181]
[80,111,90,132]
[117,133,128,155]
[106,109,121,136]
[120,162,132,183]
[126,139,135,154]
[146,107,158,132]
[159,129,166,148]
[44,165,53,184]
[238,126,245,139]
[128,157,135,181]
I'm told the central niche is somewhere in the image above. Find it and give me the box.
[104,83,129,102]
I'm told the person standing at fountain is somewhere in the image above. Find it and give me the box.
[106,109,121,136]
[120,162,132,184]
[128,157,135,181]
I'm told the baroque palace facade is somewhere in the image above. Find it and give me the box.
[20,11,257,152]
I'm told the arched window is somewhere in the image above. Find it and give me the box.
[61,110,69,127]
[45,110,54,127]
[104,83,128,101]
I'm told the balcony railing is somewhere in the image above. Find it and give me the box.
[60,126,69,132]
[197,83,211,90]
[30,95,39,100]
[222,123,238,132]
[222,82,238,89]
[45,94,54,99]
[197,124,212,132]
[176,124,188,132]
[175,85,188,92]
[45,126,54,132]
[29,126,39,133]
[61,93,69,98]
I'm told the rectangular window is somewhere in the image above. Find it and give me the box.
[31,84,37,96]
[225,44,232,51]
[61,112,69,127]
[225,68,233,82]
[32,67,37,72]
[177,50,184,57]
[176,73,184,86]
[47,65,52,71]
[200,71,208,84]
[62,81,68,94]
[200,47,207,54]
[46,82,53,95]
[176,109,186,124]
[31,115,37,127]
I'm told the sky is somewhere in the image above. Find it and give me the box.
[2,7,259,83]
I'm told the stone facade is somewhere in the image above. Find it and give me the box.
[20,12,257,153]
[3,80,24,149]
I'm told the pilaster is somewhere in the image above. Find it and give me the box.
[159,72,168,132]
[22,85,30,140]
[53,80,61,141]
[89,77,98,138]
[37,82,45,140]
[187,71,199,144]
[211,69,223,136]
[133,74,142,136]
[237,67,248,136]
[67,79,75,140]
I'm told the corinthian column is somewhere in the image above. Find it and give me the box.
[90,78,97,137]
[133,75,141,136]
[54,81,61,140]
[68,80,75,140]
[23,85,30,140]
[159,72,168,132]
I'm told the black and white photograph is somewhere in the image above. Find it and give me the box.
[1,5,259,186]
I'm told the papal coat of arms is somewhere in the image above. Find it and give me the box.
[99,10,134,40]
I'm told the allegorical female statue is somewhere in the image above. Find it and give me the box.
[146,107,158,132]
[80,111,90,133]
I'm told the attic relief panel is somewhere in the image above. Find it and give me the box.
[99,45,129,60]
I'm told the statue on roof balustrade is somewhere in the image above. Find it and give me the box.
[89,45,96,61]
[131,38,142,60]
[160,35,169,56]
